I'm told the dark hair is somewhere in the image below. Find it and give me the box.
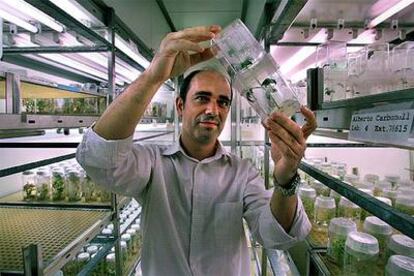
[179,69,233,104]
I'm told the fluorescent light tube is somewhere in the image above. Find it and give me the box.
[369,0,414,28]
[0,0,64,32]
[48,0,94,25]
[0,7,38,33]
[280,29,327,75]
[115,35,151,69]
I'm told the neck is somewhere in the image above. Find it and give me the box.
[180,134,217,161]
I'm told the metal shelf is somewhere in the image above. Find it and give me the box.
[266,249,301,276]
[299,161,414,239]
[0,206,111,275]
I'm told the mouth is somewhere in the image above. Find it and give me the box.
[198,121,219,128]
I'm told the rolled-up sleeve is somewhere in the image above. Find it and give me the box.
[243,166,311,250]
[76,128,155,200]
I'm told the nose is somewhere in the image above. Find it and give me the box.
[205,101,219,115]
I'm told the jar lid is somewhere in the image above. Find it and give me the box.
[86,245,98,254]
[67,170,79,177]
[363,216,393,235]
[131,224,140,231]
[345,231,379,255]
[385,175,401,182]
[101,228,113,235]
[106,253,116,262]
[383,188,398,198]
[329,217,357,236]
[388,234,414,257]
[298,186,316,199]
[339,197,360,209]
[77,252,90,261]
[377,180,392,190]
[364,174,380,183]
[121,233,131,241]
[375,196,392,206]
[22,170,34,175]
[359,188,374,196]
[321,162,331,168]
[386,255,414,275]
[126,228,137,235]
[396,195,414,207]
[107,223,114,230]
[315,196,336,209]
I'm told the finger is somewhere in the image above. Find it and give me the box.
[168,39,204,53]
[266,119,305,157]
[168,26,220,42]
[300,106,317,139]
[190,48,216,65]
[269,132,301,160]
[268,113,305,145]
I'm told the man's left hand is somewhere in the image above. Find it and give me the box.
[263,106,317,186]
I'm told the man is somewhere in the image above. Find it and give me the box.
[76,25,317,275]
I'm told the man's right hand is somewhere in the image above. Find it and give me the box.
[144,25,221,85]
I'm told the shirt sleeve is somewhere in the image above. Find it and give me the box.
[76,127,155,200]
[242,164,311,250]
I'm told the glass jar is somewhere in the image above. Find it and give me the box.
[327,217,357,266]
[364,174,379,185]
[329,189,341,208]
[387,234,414,259]
[395,195,414,215]
[332,163,347,180]
[66,170,82,201]
[314,196,336,230]
[338,197,361,223]
[126,228,140,255]
[363,216,393,261]
[121,233,132,258]
[320,162,332,174]
[298,186,316,220]
[105,253,116,275]
[76,252,90,272]
[51,169,66,201]
[62,256,78,275]
[82,174,97,202]
[383,188,398,206]
[385,175,401,189]
[385,255,414,276]
[98,187,111,202]
[344,174,359,186]
[22,170,36,201]
[311,180,330,196]
[36,170,51,201]
[344,231,379,276]
[375,180,392,197]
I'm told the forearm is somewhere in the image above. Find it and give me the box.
[94,72,163,140]
[270,188,298,232]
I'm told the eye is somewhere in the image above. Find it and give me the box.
[194,95,209,103]
[218,99,231,108]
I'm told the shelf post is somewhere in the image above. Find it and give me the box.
[22,244,43,276]
[5,72,21,114]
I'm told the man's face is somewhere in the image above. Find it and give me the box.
[177,71,231,145]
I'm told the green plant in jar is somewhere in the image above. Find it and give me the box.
[52,170,65,201]
[385,255,414,276]
[395,195,414,215]
[36,170,51,201]
[66,170,82,201]
[314,196,336,230]
[298,186,316,220]
[386,234,414,260]
[327,217,357,266]
[338,197,361,223]
[311,180,330,196]
[363,216,393,263]
[344,231,379,276]
[82,174,97,202]
[22,170,36,201]
[105,253,116,275]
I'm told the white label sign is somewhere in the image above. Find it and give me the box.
[349,109,414,144]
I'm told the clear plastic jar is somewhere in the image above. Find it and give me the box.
[385,255,414,276]
[98,187,111,202]
[375,180,392,197]
[86,245,99,255]
[329,189,341,208]
[76,252,90,272]
[344,174,359,186]
[385,175,401,189]
[320,162,332,174]
[126,228,140,255]
[51,169,66,201]
[364,174,380,185]
[387,234,414,259]
[36,170,51,201]
[383,188,398,206]
[66,170,82,201]
[338,197,361,223]
[344,231,379,275]
[82,174,97,202]
[62,256,78,275]
[314,196,336,230]
[363,216,393,261]
[311,180,330,196]
[22,170,36,201]
[327,217,357,266]
[105,253,116,275]
[395,195,414,215]
[121,233,132,258]
[298,186,316,220]
[332,163,347,180]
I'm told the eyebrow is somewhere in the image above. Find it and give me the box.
[194,91,231,102]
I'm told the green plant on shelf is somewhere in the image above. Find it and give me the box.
[23,183,37,201]
[327,236,347,266]
[36,183,50,201]
[338,206,361,222]
[344,247,378,276]
[301,197,315,220]
[395,204,414,216]
[52,174,65,201]
[314,208,335,227]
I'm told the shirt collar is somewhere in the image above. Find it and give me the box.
[161,137,231,161]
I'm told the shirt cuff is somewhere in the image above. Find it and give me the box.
[77,127,134,168]
[259,196,311,250]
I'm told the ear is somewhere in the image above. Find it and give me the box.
[175,96,184,117]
